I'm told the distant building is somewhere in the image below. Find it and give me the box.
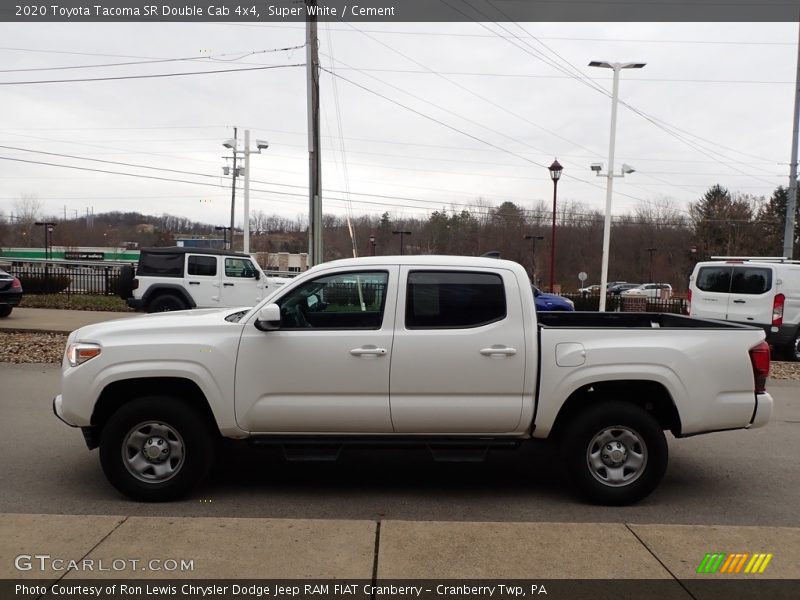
[175,235,225,249]
[253,252,308,273]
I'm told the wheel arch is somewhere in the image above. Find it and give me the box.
[141,285,196,310]
[548,379,682,440]
[90,377,218,448]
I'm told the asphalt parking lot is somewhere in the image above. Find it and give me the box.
[1,363,798,526]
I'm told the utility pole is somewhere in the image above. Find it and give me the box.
[229,127,239,251]
[306,0,322,266]
[784,22,800,259]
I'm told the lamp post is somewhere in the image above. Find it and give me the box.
[35,221,56,288]
[369,234,376,256]
[34,222,56,261]
[647,247,657,282]
[524,234,544,285]
[547,159,563,292]
[392,230,412,255]
[223,130,268,253]
[588,60,645,311]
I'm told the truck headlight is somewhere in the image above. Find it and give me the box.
[66,342,102,367]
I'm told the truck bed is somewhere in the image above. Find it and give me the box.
[537,311,758,330]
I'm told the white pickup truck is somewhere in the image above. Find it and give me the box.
[54,256,773,505]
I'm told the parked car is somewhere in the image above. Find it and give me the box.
[55,256,772,506]
[533,286,575,311]
[689,258,800,361]
[621,283,673,299]
[118,247,283,313]
[608,283,641,295]
[0,268,23,317]
[578,284,601,295]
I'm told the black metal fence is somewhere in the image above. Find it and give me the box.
[8,265,122,296]
[561,292,688,314]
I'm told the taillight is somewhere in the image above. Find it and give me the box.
[11,277,21,289]
[772,293,785,327]
[132,278,139,290]
[749,341,770,394]
[686,289,692,315]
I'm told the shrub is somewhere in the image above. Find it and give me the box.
[18,274,71,294]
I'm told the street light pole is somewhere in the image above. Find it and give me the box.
[524,234,544,285]
[547,159,563,292]
[392,230,411,255]
[589,60,645,311]
[215,226,231,249]
[369,234,376,256]
[647,247,657,282]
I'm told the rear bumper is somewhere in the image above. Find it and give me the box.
[0,292,22,306]
[766,323,799,348]
[749,392,773,429]
[126,297,144,309]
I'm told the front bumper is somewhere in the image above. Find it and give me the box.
[749,392,773,429]
[53,395,98,450]
[52,395,75,426]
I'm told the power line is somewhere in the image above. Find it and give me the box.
[0,63,304,85]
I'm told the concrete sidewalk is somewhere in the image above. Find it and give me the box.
[1,514,798,581]
[0,307,137,334]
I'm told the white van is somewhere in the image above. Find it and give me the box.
[688,257,800,361]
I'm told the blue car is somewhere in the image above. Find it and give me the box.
[532,286,575,311]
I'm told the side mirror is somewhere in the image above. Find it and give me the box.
[255,303,281,331]
[254,270,261,280]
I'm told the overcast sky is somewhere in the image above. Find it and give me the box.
[0,21,797,229]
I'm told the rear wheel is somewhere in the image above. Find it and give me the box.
[561,401,668,506]
[0,305,12,318]
[99,396,215,501]
[783,335,800,362]
[147,294,186,313]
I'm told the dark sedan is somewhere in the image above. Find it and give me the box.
[0,268,23,317]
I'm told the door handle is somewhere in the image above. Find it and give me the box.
[480,346,517,356]
[223,282,234,287]
[732,299,746,304]
[350,347,387,356]
[188,281,200,285]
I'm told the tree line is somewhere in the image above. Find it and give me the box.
[2,185,797,293]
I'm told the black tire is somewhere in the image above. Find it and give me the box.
[117,265,135,300]
[0,305,12,318]
[99,396,215,502]
[560,401,668,506]
[147,293,186,313]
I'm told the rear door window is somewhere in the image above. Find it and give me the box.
[187,255,217,277]
[405,271,506,329]
[696,266,732,293]
[731,267,772,295]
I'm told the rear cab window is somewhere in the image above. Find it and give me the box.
[405,271,506,329]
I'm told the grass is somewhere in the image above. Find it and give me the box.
[19,294,135,312]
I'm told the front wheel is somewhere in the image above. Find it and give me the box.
[561,401,668,506]
[99,396,215,501]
